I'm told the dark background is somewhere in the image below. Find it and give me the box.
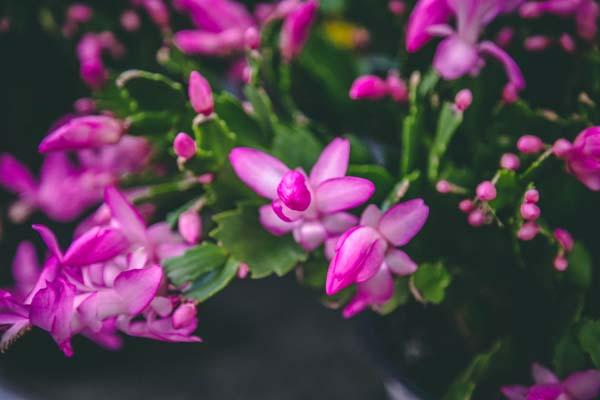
[0,12,387,400]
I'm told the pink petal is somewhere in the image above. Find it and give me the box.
[272,198,305,222]
[277,170,312,211]
[360,204,383,228]
[32,224,63,261]
[378,199,429,246]
[0,320,31,351]
[563,370,600,400]
[406,0,453,52]
[38,115,124,153]
[0,153,37,196]
[354,238,388,283]
[343,265,394,318]
[178,209,202,244]
[433,35,480,80]
[348,76,389,101]
[63,227,129,267]
[479,40,526,90]
[309,137,350,187]
[385,249,418,276]
[531,363,560,385]
[12,241,40,297]
[321,212,359,234]
[104,186,148,244]
[229,147,290,199]
[280,0,318,62]
[293,221,327,251]
[259,204,295,235]
[500,385,528,400]
[113,265,163,315]
[315,177,375,214]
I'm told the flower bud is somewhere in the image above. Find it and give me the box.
[173,132,197,160]
[188,71,214,116]
[502,83,519,104]
[524,189,539,203]
[121,10,141,32]
[277,170,311,211]
[244,27,261,50]
[198,173,214,184]
[476,181,497,201]
[520,203,540,221]
[554,255,568,271]
[468,209,486,227]
[524,35,552,52]
[554,228,574,252]
[496,26,514,48]
[459,199,474,213]
[349,75,388,100]
[517,222,539,241]
[172,303,197,329]
[552,138,572,158]
[454,89,473,112]
[39,115,124,153]
[67,4,93,23]
[178,209,202,244]
[519,2,543,18]
[517,135,544,154]
[73,97,96,114]
[559,33,576,53]
[388,0,406,15]
[436,180,452,194]
[500,153,520,170]
[387,71,408,103]
[237,263,250,279]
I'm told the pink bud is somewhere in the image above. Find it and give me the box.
[552,138,572,158]
[80,59,108,89]
[73,97,96,114]
[237,263,250,279]
[142,0,170,29]
[172,303,197,329]
[67,3,93,23]
[244,27,261,50]
[198,173,214,184]
[39,115,124,153]
[520,203,541,221]
[476,181,497,201]
[496,26,514,48]
[517,135,544,154]
[554,255,569,271]
[524,35,552,52]
[388,0,406,15]
[173,132,197,160]
[353,28,370,48]
[178,209,202,244]
[277,170,311,211]
[500,153,520,170]
[524,189,539,203]
[386,72,408,103]
[349,75,388,100]
[468,209,486,227]
[459,199,474,213]
[454,89,473,112]
[519,2,543,18]
[121,10,141,32]
[436,180,453,194]
[517,222,539,241]
[188,71,214,116]
[502,83,519,104]
[554,228,574,252]
[280,0,318,62]
[559,33,576,53]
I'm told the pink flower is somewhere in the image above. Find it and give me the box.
[517,134,545,154]
[518,221,539,240]
[280,0,318,62]
[326,201,429,317]
[554,127,600,191]
[188,71,214,116]
[476,181,497,201]
[501,153,521,170]
[406,0,525,91]
[230,138,374,251]
[39,115,125,153]
[349,71,408,103]
[454,89,473,111]
[173,132,197,160]
[501,363,600,400]
[178,209,202,244]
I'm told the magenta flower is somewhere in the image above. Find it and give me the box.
[39,115,125,153]
[406,0,525,91]
[502,363,600,400]
[326,201,429,317]
[280,0,318,62]
[229,138,374,251]
[553,127,600,191]
[188,71,214,116]
[520,0,599,41]
[0,187,199,356]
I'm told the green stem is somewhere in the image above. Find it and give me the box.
[520,147,554,181]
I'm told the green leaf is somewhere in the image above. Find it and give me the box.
[412,262,451,304]
[192,116,236,170]
[401,80,424,176]
[116,69,185,111]
[348,164,394,204]
[93,81,135,118]
[127,111,179,136]
[243,85,278,139]
[214,92,267,147]
[185,257,239,302]
[377,278,410,315]
[578,319,600,368]
[271,124,322,171]
[565,243,593,291]
[428,102,463,182]
[163,243,228,286]
[210,202,308,278]
[553,327,587,376]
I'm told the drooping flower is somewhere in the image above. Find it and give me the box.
[326,201,429,317]
[501,363,600,400]
[553,127,600,191]
[406,0,525,92]
[229,138,374,251]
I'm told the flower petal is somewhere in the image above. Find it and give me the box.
[229,147,290,199]
[309,138,350,187]
[354,238,387,283]
[63,227,129,267]
[406,0,453,52]
[104,186,147,244]
[32,224,63,261]
[259,204,295,235]
[500,385,528,400]
[531,363,560,385]
[343,265,394,318]
[38,115,124,153]
[433,36,480,80]
[378,199,429,246]
[321,212,359,234]
[12,241,40,297]
[293,221,327,251]
[360,204,382,228]
[113,265,163,315]
[479,40,526,90]
[563,370,600,400]
[385,249,418,276]
[0,154,37,196]
[316,177,375,214]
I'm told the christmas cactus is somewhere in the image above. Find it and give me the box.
[2,0,600,398]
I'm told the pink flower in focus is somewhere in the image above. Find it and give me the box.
[230,138,374,251]
[326,201,429,317]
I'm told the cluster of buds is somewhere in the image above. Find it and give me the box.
[441,178,497,228]
[523,33,576,53]
[517,189,541,241]
[349,70,408,103]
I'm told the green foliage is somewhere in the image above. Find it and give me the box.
[214,92,267,147]
[412,262,452,304]
[428,102,464,182]
[271,124,323,170]
[185,257,240,303]
[554,327,587,376]
[164,243,228,287]
[578,320,600,368]
[192,116,236,170]
[116,69,185,111]
[565,243,593,292]
[210,202,308,278]
[377,278,410,315]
